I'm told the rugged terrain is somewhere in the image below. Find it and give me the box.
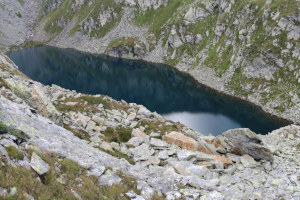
[0,47,300,199]
[0,0,299,123]
[0,0,299,199]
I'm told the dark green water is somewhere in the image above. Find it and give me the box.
[7,46,289,135]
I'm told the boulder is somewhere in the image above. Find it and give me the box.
[222,128,273,162]
[164,132,197,151]
[30,152,50,175]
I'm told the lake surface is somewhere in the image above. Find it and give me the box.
[8,46,289,135]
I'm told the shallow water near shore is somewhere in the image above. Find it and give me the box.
[8,46,289,135]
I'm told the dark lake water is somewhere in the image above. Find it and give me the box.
[7,46,289,135]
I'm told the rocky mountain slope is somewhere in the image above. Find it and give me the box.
[0,0,299,123]
[0,0,300,199]
[0,50,299,199]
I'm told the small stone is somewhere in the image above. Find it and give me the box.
[240,154,257,168]
[126,137,144,148]
[149,156,160,165]
[76,113,91,128]
[100,141,113,152]
[131,128,147,138]
[157,150,169,160]
[9,187,17,196]
[149,138,168,148]
[30,152,50,175]
[137,181,154,200]
[0,187,7,197]
[86,120,96,132]
[127,113,136,121]
[92,115,104,125]
[177,149,196,161]
[71,189,82,200]
[98,170,121,186]
[200,191,224,200]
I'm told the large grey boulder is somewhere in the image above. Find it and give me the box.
[222,128,273,162]
[30,152,50,175]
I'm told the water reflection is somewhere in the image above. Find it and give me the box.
[8,46,289,135]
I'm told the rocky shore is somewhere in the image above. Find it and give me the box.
[0,50,299,199]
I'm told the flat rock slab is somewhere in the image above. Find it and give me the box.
[164,132,197,151]
[30,152,50,175]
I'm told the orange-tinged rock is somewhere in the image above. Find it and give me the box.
[131,128,147,138]
[164,132,197,151]
[211,155,232,167]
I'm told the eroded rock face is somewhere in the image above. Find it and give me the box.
[223,128,273,162]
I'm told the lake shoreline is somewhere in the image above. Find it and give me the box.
[7,46,292,135]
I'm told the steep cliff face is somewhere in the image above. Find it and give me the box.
[0,0,299,122]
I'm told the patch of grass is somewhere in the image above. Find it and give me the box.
[297,143,300,150]
[80,95,110,109]
[102,127,132,143]
[106,37,146,56]
[0,3,4,10]
[138,120,180,135]
[63,123,90,141]
[99,147,135,165]
[17,0,24,6]
[55,95,109,113]
[0,150,141,200]
[5,146,24,160]
[15,12,22,18]
[61,158,81,175]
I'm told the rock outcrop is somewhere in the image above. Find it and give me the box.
[223,128,274,162]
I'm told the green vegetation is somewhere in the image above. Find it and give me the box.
[61,158,81,175]
[0,150,142,200]
[80,95,110,109]
[40,0,123,38]
[99,147,135,165]
[4,146,24,160]
[102,127,132,143]
[297,143,300,150]
[134,0,189,38]
[15,12,22,18]
[106,37,146,56]
[55,95,111,113]
[17,0,24,6]
[63,123,90,141]
[0,3,4,10]
[138,120,181,135]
